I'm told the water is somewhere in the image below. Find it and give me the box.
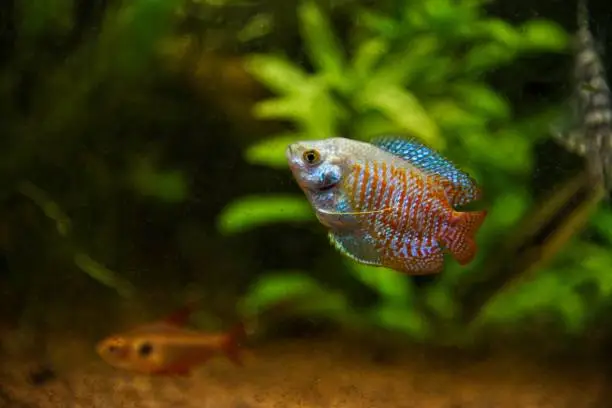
[0,0,611,406]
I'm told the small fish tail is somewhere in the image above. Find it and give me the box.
[441,209,487,265]
[222,322,247,366]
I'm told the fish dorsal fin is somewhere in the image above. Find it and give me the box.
[119,302,200,338]
[160,300,200,327]
[371,135,481,207]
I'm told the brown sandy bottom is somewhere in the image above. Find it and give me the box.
[0,337,608,408]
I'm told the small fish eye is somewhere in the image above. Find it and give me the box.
[302,150,320,165]
[137,342,153,358]
[108,345,118,353]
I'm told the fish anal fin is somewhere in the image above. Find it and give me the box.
[328,231,382,266]
[225,347,243,367]
[221,322,247,367]
[440,210,487,265]
[386,236,445,275]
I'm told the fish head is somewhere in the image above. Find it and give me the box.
[285,138,347,193]
[95,334,165,373]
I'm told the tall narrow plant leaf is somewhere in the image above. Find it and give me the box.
[298,0,346,84]
[245,133,302,169]
[217,195,315,235]
[245,54,310,95]
[358,85,443,149]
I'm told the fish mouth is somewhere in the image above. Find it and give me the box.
[318,183,337,192]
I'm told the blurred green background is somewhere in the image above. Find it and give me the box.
[1,0,612,355]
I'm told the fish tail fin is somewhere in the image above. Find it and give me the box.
[441,209,487,265]
[222,322,247,367]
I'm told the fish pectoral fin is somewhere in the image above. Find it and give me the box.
[328,231,382,266]
[315,209,359,230]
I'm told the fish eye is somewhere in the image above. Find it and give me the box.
[137,342,153,358]
[105,338,124,354]
[302,149,320,165]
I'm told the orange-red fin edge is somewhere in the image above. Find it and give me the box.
[442,209,488,265]
[222,322,247,367]
[161,299,200,327]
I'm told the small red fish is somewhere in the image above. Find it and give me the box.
[95,302,246,376]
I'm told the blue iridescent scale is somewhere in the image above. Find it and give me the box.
[372,136,480,206]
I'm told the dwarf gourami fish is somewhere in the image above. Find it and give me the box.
[286,136,487,275]
[95,302,246,376]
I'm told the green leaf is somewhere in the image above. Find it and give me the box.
[452,83,510,120]
[244,54,309,94]
[463,42,516,73]
[18,181,72,237]
[97,0,177,77]
[217,195,315,235]
[253,78,340,139]
[425,285,457,320]
[556,292,584,333]
[371,35,440,88]
[421,0,478,32]
[301,78,343,138]
[463,129,532,173]
[245,133,301,169]
[237,12,274,43]
[357,85,443,149]
[351,113,400,141]
[239,271,349,318]
[347,261,411,303]
[355,9,398,38]
[579,247,612,296]
[368,302,430,339]
[298,0,346,84]
[519,20,569,52]
[254,96,309,121]
[352,38,388,82]
[483,191,530,233]
[74,253,135,298]
[481,272,566,323]
[129,158,188,203]
[476,19,521,48]
[590,208,612,247]
[427,99,486,131]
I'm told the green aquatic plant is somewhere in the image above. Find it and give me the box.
[218,0,572,339]
[217,195,314,235]
[480,200,612,335]
[1,0,183,299]
[18,181,135,298]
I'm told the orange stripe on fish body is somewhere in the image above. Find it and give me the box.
[342,160,486,274]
